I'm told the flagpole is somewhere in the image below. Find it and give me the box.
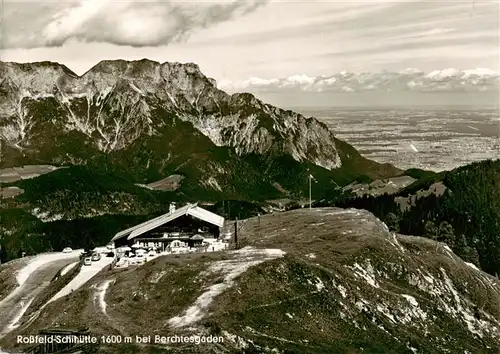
[309,174,312,209]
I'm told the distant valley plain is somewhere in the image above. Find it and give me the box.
[295,108,500,172]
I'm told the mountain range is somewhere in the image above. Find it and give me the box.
[1,59,340,167]
[0,59,398,202]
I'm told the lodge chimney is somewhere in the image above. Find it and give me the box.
[169,202,176,213]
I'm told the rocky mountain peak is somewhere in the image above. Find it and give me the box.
[0,61,77,77]
[82,59,212,87]
[0,61,77,95]
[229,92,264,109]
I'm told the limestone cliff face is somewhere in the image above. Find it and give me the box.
[0,59,341,170]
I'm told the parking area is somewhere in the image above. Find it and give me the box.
[48,257,114,303]
[113,238,229,268]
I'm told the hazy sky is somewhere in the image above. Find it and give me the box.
[1,0,499,107]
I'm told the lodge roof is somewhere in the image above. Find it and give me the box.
[110,203,224,242]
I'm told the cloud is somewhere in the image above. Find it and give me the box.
[218,69,500,94]
[1,0,269,49]
[2,0,498,84]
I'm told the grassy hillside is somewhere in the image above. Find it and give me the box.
[2,208,499,354]
[331,159,500,276]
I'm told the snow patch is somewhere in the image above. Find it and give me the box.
[222,331,250,349]
[389,233,406,253]
[5,297,35,331]
[440,268,462,311]
[355,299,369,312]
[129,83,144,95]
[315,277,325,291]
[31,208,64,222]
[408,345,418,353]
[244,326,299,344]
[167,92,177,106]
[311,222,325,226]
[203,176,222,191]
[60,262,78,277]
[376,303,396,323]
[149,270,167,284]
[349,260,379,288]
[465,262,480,271]
[442,245,455,259]
[337,284,348,298]
[438,267,496,338]
[93,279,114,315]
[167,247,285,328]
[401,294,418,307]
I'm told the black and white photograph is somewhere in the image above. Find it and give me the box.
[0,0,499,353]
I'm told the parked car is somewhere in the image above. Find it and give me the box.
[91,252,101,261]
[83,257,92,266]
[115,259,128,268]
[62,247,72,253]
[79,251,92,260]
[136,253,146,263]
